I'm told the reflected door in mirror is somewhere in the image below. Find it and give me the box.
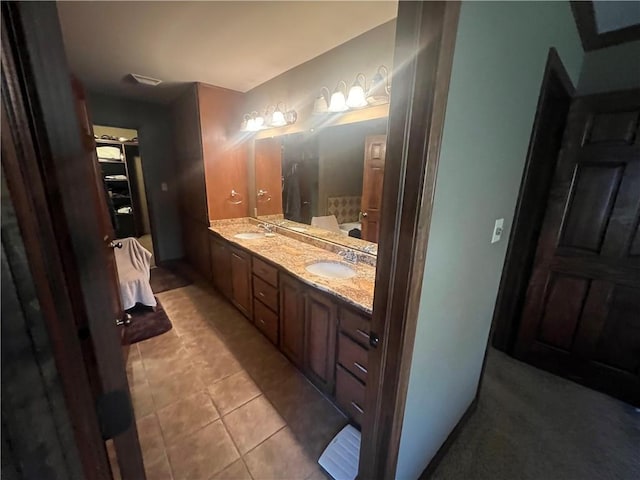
[255,137,283,216]
[361,135,387,242]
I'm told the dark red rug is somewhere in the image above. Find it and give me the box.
[122,298,172,345]
[149,266,191,294]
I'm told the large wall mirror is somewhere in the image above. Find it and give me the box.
[254,118,388,251]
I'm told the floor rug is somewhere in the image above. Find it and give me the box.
[122,298,172,345]
[149,266,191,294]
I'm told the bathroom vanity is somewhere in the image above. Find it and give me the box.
[208,219,375,425]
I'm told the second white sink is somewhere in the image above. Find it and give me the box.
[234,232,265,240]
[306,261,356,279]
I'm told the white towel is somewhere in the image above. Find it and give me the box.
[114,237,156,309]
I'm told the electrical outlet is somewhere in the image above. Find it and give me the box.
[491,218,504,244]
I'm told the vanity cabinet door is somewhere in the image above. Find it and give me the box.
[279,274,306,368]
[230,247,252,319]
[305,290,337,394]
[210,235,232,300]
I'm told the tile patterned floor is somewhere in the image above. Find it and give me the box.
[118,281,346,479]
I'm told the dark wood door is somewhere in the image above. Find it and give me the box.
[360,135,387,242]
[515,89,640,406]
[210,235,232,300]
[305,290,337,394]
[255,137,283,216]
[279,274,306,368]
[230,247,252,319]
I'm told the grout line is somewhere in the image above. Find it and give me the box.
[241,424,288,457]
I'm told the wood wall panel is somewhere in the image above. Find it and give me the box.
[197,83,248,220]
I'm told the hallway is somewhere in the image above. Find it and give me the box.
[120,281,342,479]
[431,349,640,480]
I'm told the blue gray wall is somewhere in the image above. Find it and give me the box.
[578,39,640,94]
[88,93,183,261]
[395,2,583,478]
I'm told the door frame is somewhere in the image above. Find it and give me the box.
[490,48,575,353]
[2,2,145,478]
[360,2,461,478]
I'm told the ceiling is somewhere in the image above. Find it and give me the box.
[57,1,398,104]
[593,0,640,34]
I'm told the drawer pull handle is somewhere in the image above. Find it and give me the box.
[353,362,367,374]
[258,292,265,297]
[259,318,265,325]
[356,329,370,340]
[351,401,364,414]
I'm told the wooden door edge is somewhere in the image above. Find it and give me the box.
[359,2,461,478]
[490,48,575,354]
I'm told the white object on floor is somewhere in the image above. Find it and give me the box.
[339,222,361,237]
[318,424,361,480]
[114,237,156,310]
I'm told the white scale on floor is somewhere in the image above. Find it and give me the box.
[318,425,361,480]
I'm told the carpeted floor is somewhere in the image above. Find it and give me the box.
[430,348,640,480]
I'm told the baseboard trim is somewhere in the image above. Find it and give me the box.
[419,395,479,479]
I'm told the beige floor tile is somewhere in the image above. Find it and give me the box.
[127,356,148,388]
[210,459,252,480]
[143,347,206,384]
[149,370,205,409]
[138,330,183,359]
[130,382,156,418]
[223,395,285,454]
[305,467,330,480]
[136,413,166,465]
[244,427,316,480]
[208,371,261,416]
[157,391,219,445]
[199,353,243,387]
[166,420,239,480]
[286,398,346,460]
[144,453,174,480]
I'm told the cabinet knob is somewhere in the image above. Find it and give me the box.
[369,332,380,348]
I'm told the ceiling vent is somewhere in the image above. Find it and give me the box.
[130,73,163,87]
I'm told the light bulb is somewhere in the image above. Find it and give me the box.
[328,81,348,112]
[271,109,286,127]
[347,85,367,108]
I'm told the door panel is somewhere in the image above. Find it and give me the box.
[230,248,252,319]
[360,135,387,243]
[255,137,283,216]
[305,290,337,394]
[280,274,306,368]
[515,89,640,406]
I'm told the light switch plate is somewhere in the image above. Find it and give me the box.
[161,182,168,192]
[491,218,504,244]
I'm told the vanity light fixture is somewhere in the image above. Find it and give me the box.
[240,104,297,132]
[328,80,348,112]
[346,73,368,108]
[271,103,287,127]
[313,87,330,114]
[366,65,390,106]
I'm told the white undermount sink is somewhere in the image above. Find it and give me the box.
[233,232,265,240]
[306,261,356,279]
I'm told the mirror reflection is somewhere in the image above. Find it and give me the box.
[255,118,387,247]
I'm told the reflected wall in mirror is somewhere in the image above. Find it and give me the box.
[254,118,387,244]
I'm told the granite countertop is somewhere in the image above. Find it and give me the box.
[209,219,375,314]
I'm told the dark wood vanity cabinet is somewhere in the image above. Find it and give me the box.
[230,247,252,319]
[252,257,279,345]
[208,232,370,424]
[210,235,232,300]
[305,290,338,395]
[335,306,370,426]
[279,273,306,368]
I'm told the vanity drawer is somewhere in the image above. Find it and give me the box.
[252,275,278,312]
[252,257,278,287]
[335,365,365,426]
[339,307,371,348]
[338,333,368,384]
[253,299,279,345]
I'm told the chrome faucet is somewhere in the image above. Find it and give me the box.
[339,249,358,264]
[258,223,275,234]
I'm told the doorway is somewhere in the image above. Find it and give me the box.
[94,125,156,267]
